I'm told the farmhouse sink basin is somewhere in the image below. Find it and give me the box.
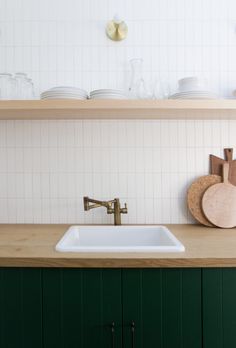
[55,225,185,253]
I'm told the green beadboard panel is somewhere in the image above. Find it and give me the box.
[122,269,163,348]
[122,269,202,348]
[181,269,202,348]
[0,268,43,348]
[163,269,202,348]
[203,269,236,348]
[223,269,236,348]
[43,268,122,348]
[202,269,223,348]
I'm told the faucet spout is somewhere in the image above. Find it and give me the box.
[84,196,111,210]
[83,196,128,225]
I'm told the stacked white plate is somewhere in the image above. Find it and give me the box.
[169,77,217,100]
[90,89,127,99]
[40,86,88,100]
[169,91,217,99]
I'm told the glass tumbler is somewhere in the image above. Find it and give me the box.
[25,78,35,99]
[15,72,28,99]
[0,73,14,99]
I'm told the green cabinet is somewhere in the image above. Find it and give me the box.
[0,268,43,348]
[122,269,202,348]
[43,268,201,348]
[203,269,236,348]
[0,267,202,348]
[43,269,122,348]
[2,267,236,348]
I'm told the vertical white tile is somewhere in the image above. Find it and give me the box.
[1,0,236,223]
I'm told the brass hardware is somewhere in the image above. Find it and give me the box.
[83,196,128,225]
[106,15,128,41]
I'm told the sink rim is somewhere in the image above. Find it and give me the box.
[55,225,185,253]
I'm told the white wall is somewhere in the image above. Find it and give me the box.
[0,0,236,223]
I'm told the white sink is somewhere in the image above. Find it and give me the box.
[55,225,185,253]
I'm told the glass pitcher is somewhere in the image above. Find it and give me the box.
[128,58,151,99]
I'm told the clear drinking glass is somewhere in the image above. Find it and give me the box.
[15,72,28,99]
[25,78,35,99]
[153,79,171,99]
[0,73,14,99]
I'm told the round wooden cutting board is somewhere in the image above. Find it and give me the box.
[187,175,222,226]
[202,163,236,228]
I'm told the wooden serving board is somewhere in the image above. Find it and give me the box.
[202,163,236,228]
[187,175,222,226]
[210,148,236,185]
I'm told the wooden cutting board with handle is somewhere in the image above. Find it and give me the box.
[187,175,222,226]
[202,162,236,228]
[210,148,236,185]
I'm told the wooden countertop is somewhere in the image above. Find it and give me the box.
[1,224,236,268]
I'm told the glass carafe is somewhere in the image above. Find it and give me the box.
[128,58,150,99]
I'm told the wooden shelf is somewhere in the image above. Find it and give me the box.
[0,99,236,120]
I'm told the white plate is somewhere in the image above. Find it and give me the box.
[42,87,87,97]
[171,90,214,95]
[169,91,217,99]
[90,92,127,96]
[41,96,87,100]
[90,95,127,99]
[41,92,88,98]
[41,91,87,96]
[41,93,87,98]
[47,86,87,92]
[170,95,217,99]
[90,92,127,97]
[90,89,126,95]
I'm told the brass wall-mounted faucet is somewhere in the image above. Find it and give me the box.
[83,196,128,225]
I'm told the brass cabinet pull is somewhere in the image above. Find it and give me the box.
[111,321,115,348]
[131,321,135,348]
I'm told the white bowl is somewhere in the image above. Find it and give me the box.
[178,77,207,92]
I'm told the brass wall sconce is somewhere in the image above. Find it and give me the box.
[106,15,128,41]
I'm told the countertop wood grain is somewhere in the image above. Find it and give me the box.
[0,224,236,268]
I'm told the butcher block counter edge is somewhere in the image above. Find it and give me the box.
[1,224,236,268]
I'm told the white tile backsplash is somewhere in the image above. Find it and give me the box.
[0,0,236,223]
[0,119,234,224]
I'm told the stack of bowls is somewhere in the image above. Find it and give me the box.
[169,77,217,99]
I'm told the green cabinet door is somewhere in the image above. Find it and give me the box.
[122,269,202,348]
[203,268,236,348]
[0,268,43,348]
[43,268,122,348]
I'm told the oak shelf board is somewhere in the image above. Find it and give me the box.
[0,99,236,119]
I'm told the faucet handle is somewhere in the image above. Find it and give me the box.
[121,203,128,214]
